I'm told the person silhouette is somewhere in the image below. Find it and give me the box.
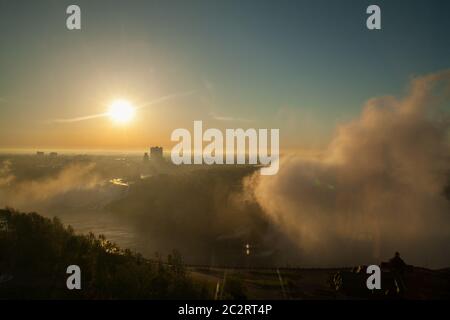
[389,252,406,274]
[389,252,407,294]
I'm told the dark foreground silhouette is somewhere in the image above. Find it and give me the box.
[0,208,209,299]
[1,209,449,300]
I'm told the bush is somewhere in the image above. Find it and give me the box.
[0,208,208,299]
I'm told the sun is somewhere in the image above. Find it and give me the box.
[108,99,135,124]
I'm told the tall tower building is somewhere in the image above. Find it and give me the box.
[150,146,163,160]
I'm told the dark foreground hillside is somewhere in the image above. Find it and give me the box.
[0,208,208,299]
[1,208,449,300]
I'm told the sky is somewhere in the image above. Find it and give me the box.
[0,0,449,152]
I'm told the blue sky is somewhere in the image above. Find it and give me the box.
[0,0,449,150]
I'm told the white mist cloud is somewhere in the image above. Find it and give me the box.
[245,70,450,268]
[0,160,15,187]
[0,162,101,210]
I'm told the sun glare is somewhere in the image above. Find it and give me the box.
[108,99,135,124]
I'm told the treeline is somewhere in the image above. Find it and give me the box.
[0,208,209,299]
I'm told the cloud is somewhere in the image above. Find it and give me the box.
[0,160,15,187]
[0,162,101,209]
[50,91,196,124]
[245,70,450,268]
[210,112,254,123]
[52,113,107,123]
[200,76,254,123]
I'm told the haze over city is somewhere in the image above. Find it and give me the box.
[0,0,449,301]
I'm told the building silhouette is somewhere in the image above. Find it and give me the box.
[150,146,163,160]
